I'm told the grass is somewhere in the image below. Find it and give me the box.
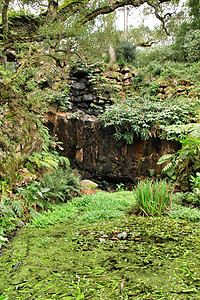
[30,191,134,227]
[168,204,200,221]
[134,180,172,216]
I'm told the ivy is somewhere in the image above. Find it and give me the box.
[100,97,196,143]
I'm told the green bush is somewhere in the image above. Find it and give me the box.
[115,41,136,66]
[134,180,172,216]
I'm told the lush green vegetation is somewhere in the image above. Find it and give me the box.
[100,97,196,143]
[0,0,200,298]
[1,190,200,299]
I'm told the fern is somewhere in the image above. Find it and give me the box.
[58,156,70,169]
[157,154,174,165]
[11,200,24,217]
[40,167,81,203]
[164,123,200,140]
[0,196,15,216]
[158,123,200,188]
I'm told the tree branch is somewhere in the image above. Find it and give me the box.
[81,0,172,24]
[146,0,170,35]
[0,0,173,45]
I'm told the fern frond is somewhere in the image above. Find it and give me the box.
[11,200,24,217]
[157,154,174,165]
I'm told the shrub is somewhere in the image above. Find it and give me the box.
[115,41,137,66]
[134,180,172,216]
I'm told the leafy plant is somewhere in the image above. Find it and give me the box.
[47,91,72,111]
[28,151,70,171]
[17,181,50,209]
[100,97,195,143]
[0,193,23,241]
[134,180,172,216]
[148,62,163,76]
[40,167,81,203]
[149,81,159,95]
[158,124,200,190]
[115,41,137,66]
[190,172,200,194]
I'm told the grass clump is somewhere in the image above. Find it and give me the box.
[134,180,172,216]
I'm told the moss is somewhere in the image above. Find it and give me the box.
[0,215,200,299]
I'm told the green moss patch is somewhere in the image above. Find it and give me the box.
[0,215,200,299]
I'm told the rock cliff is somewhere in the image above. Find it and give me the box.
[46,110,180,183]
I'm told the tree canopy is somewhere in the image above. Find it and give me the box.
[0,0,177,46]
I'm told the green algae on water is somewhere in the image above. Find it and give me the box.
[0,216,200,299]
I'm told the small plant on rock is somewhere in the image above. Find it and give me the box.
[134,180,172,216]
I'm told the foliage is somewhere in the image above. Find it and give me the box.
[184,29,200,62]
[40,167,81,203]
[148,81,159,95]
[0,193,23,244]
[46,91,72,111]
[133,180,172,216]
[158,124,200,190]
[115,41,137,66]
[100,97,196,143]
[17,181,50,210]
[181,191,200,207]
[147,62,163,76]
[191,172,200,194]
[31,191,134,227]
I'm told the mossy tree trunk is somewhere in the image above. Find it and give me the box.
[2,0,10,42]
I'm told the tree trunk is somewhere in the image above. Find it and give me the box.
[2,0,10,42]
[108,45,116,63]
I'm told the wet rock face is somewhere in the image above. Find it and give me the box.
[46,111,180,183]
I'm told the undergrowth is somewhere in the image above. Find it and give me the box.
[100,96,196,143]
[29,190,200,229]
[30,191,134,228]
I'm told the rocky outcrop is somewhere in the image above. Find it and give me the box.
[68,63,139,113]
[46,110,180,183]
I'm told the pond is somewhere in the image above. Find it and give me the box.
[0,215,200,299]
